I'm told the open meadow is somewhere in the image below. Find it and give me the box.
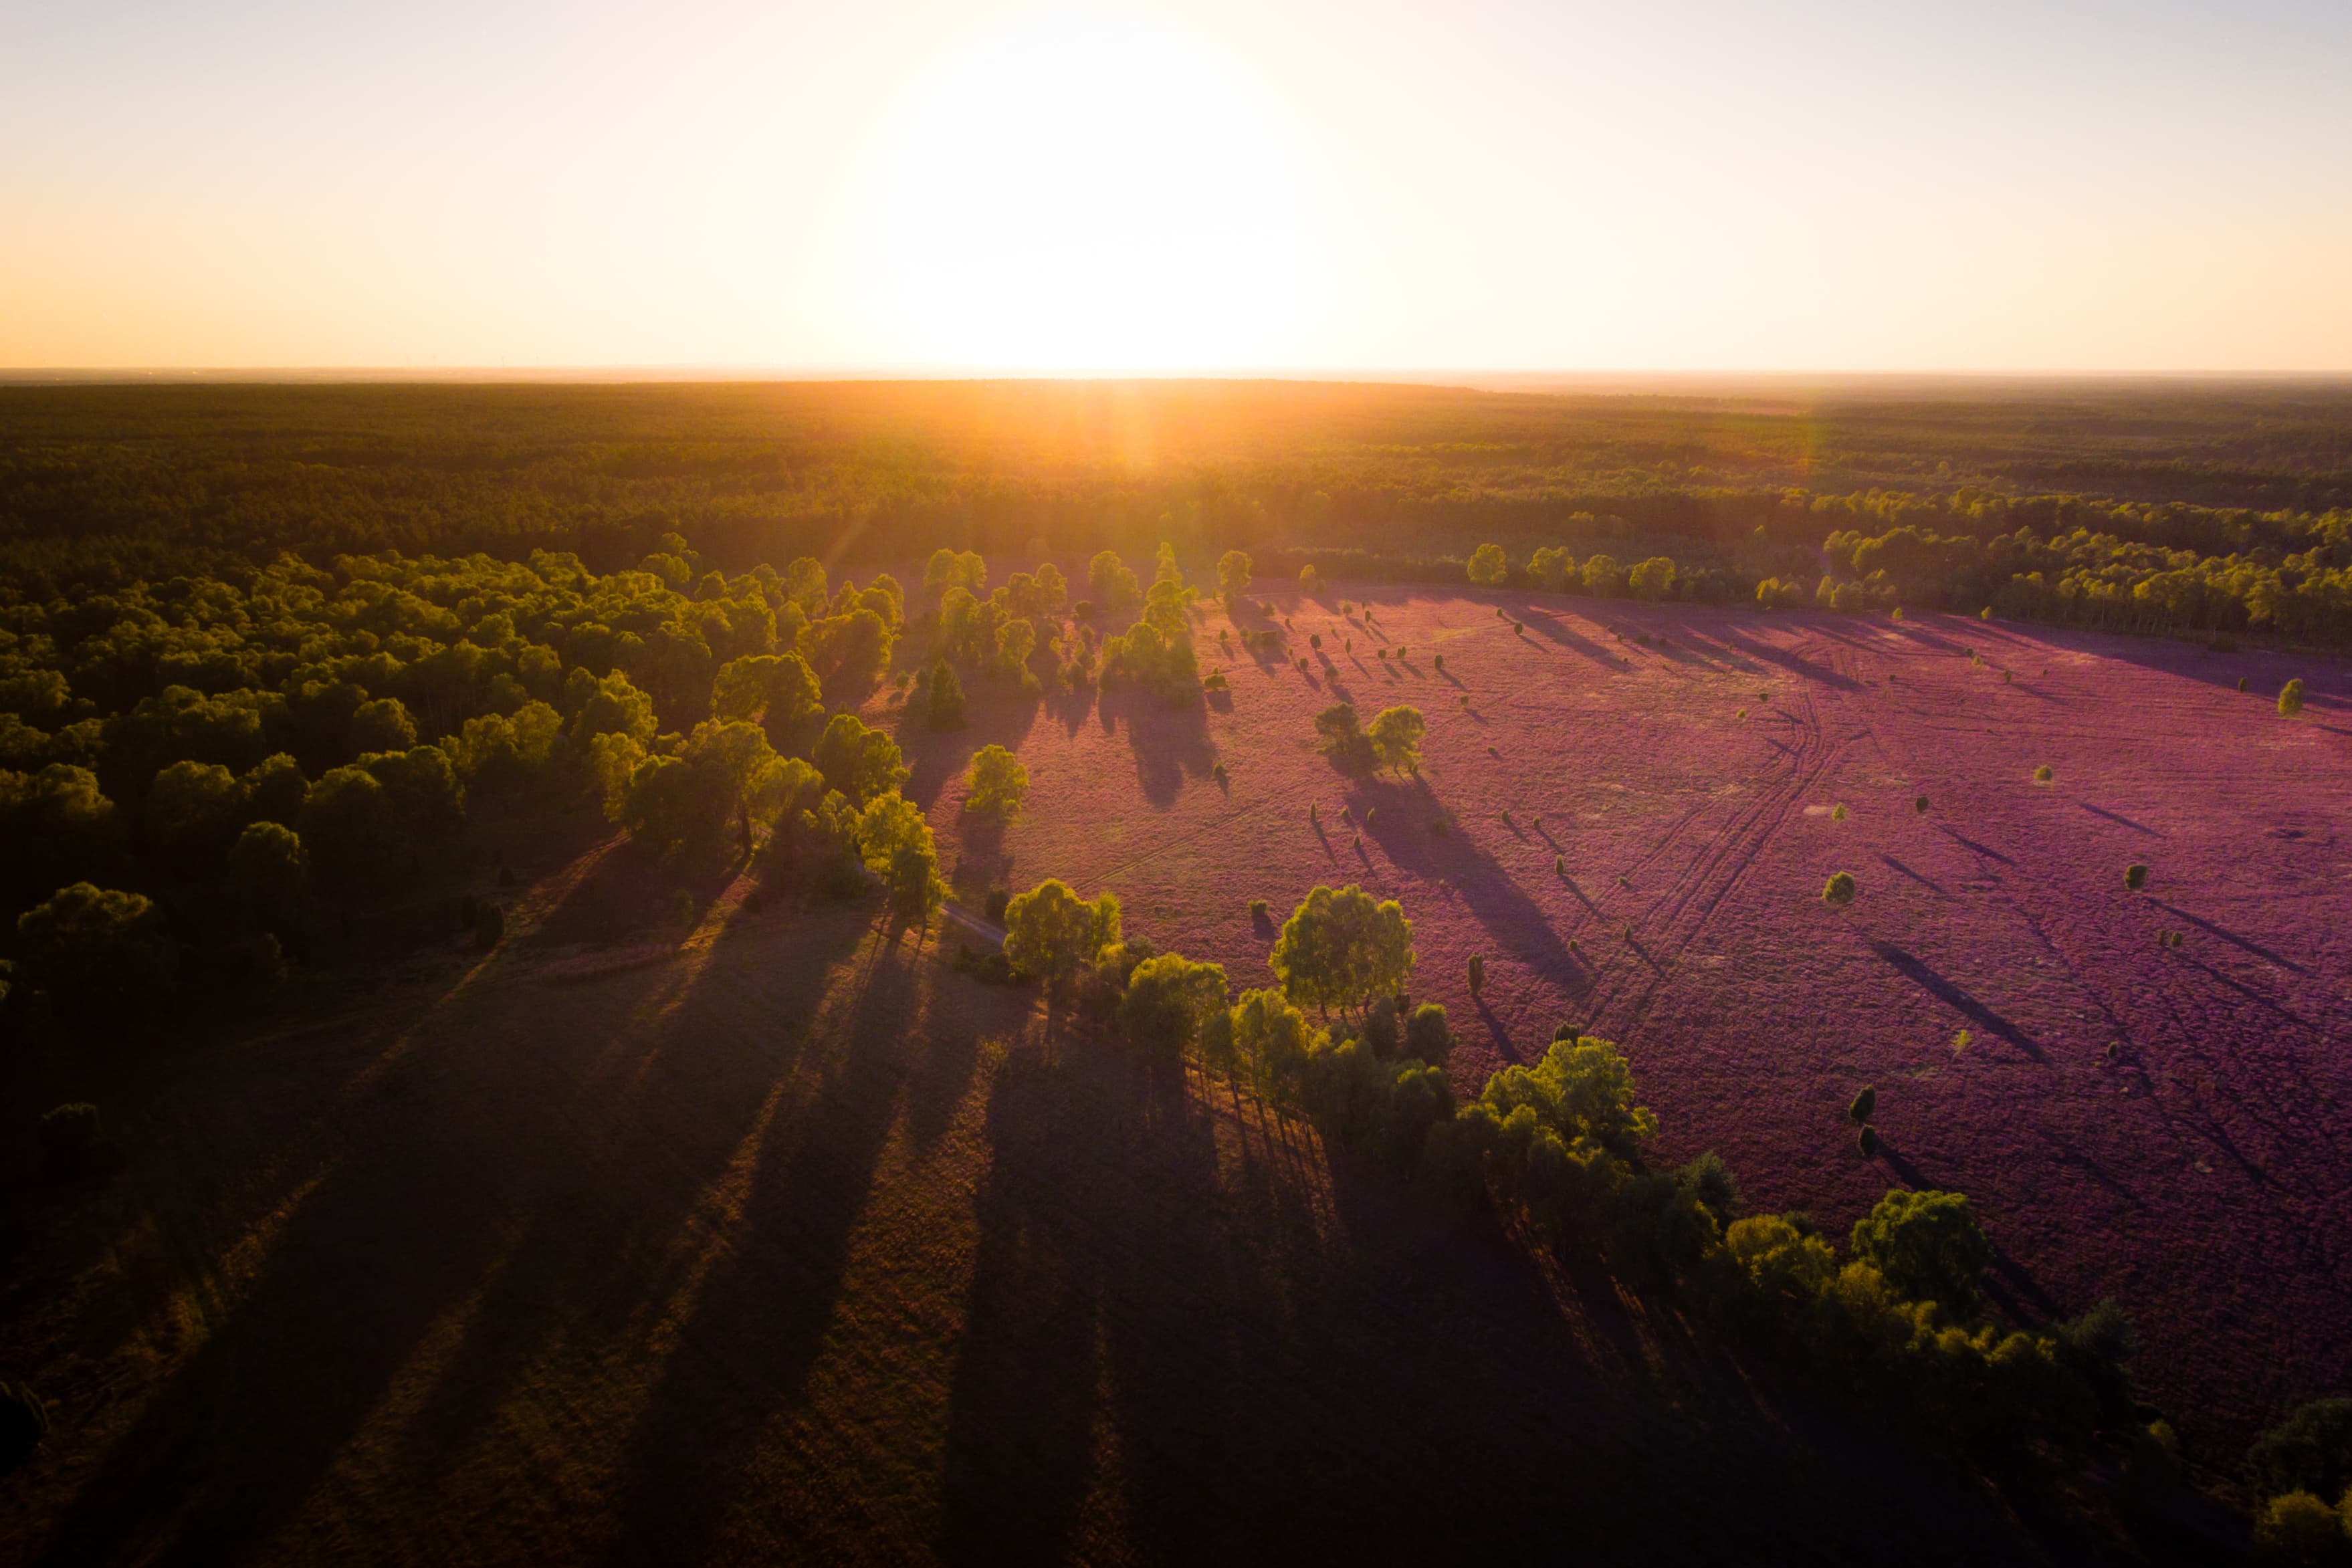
[893,576,2352,1455]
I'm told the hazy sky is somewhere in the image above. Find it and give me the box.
[5,0,2349,371]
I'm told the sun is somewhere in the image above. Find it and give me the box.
[843,6,1329,371]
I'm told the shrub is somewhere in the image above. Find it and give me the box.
[1432,653,1443,669]
[473,901,506,949]
[1848,1085,1877,1123]
[2280,679,2307,717]
[963,744,1029,820]
[18,883,176,1022]
[1202,671,1227,691]
[1830,803,1848,822]
[39,1102,123,1184]
[1858,1125,1880,1157]
[2239,676,2251,692]
[2125,862,2148,891]
[1003,879,1121,982]
[1248,897,1269,918]
[2034,764,2054,782]
[2248,1398,2352,1500]
[1467,953,1485,995]
[1851,1188,1993,1313]
[1297,564,1320,594]
[1822,871,1857,905]
[1914,794,1930,814]
[1554,854,1564,875]
[1121,953,1229,1056]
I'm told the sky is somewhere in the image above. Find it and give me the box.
[3,0,2349,373]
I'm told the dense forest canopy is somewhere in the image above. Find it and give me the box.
[2,379,2349,607]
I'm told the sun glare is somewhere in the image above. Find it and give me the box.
[844,7,1329,371]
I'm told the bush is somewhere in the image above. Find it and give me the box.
[2249,1399,2352,1500]
[1848,1085,1876,1123]
[1914,794,1930,814]
[1822,871,1857,905]
[39,1101,123,1184]
[17,883,176,1022]
[2240,676,2252,692]
[2125,862,2148,891]
[1467,953,1485,995]
[1830,803,1848,822]
[2280,678,2307,717]
[1247,897,1269,918]
[1858,1125,1880,1157]
[2033,764,2054,782]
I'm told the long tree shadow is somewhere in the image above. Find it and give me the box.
[1097,684,1218,808]
[1868,942,2048,1062]
[2151,899,2311,974]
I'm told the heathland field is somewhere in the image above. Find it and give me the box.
[889,576,2352,1451]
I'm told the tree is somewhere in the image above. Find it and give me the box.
[1002,879,1120,980]
[1270,883,1414,1018]
[1120,953,1229,1056]
[1848,1085,1877,1123]
[1367,705,1426,775]
[1313,702,1374,771]
[2279,678,2307,717]
[572,670,659,745]
[1467,544,1507,586]
[347,697,417,755]
[2248,1399,2352,1500]
[1467,953,1485,995]
[17,883,176,1022]
[2250,1492,2345,1561]
[1088,550,1140,610]
[1404,1002,1454,1064]
[964,744,1028,819]
[1298,564,1321,596]
[1629,557,1678,600]
[813,713,910,806]
[144,759,246,879]
[1850,1188,1994,1311]
[1822,871,1857,905]
[926,661,966,730]
[1216,550,1253,601]
[0,764,128,906]
[857,792,944,919]
[227,820,310,937]
[299,766,403,891]
[2125,862,2148,891]
[712,652,823,750]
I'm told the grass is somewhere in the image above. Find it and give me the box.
[0,863,2107,1563]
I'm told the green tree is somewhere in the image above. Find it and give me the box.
[17,883,177,1022]
[1120,953,1229,1056]
[346,697,417,756]
[1270,883,1414,1019]
[1823,871,1857,905]
[1002,879,1120,980]
[1467,543,1508,586]
[813,713,910,806]
[712,652,823,750]
[572,669,659,745]
[227,820,310,937]
[2247,1399,2352,1500]
[1850,1188,1994,1312]
[1629,557,1678,600]
[1367,705,1426,775]
[144,759,246,879]
[964,744,1029,819]
[926,661,966,730]
[857,792,944,919]
[2279,678,2307,717]
[1087,550,1140,610]
[1216,550,1253,600]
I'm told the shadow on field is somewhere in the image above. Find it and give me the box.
[1098,685,1216,808]
[1869,943,2049,1063]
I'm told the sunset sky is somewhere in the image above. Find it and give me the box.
[5,0,2348,372]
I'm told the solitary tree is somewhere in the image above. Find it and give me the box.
[2278,678,2306,717]
[1367,705,1426,776]
[1822,871,1857,905]
[1271,883,1414,1019]
[964,744,1029,820]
